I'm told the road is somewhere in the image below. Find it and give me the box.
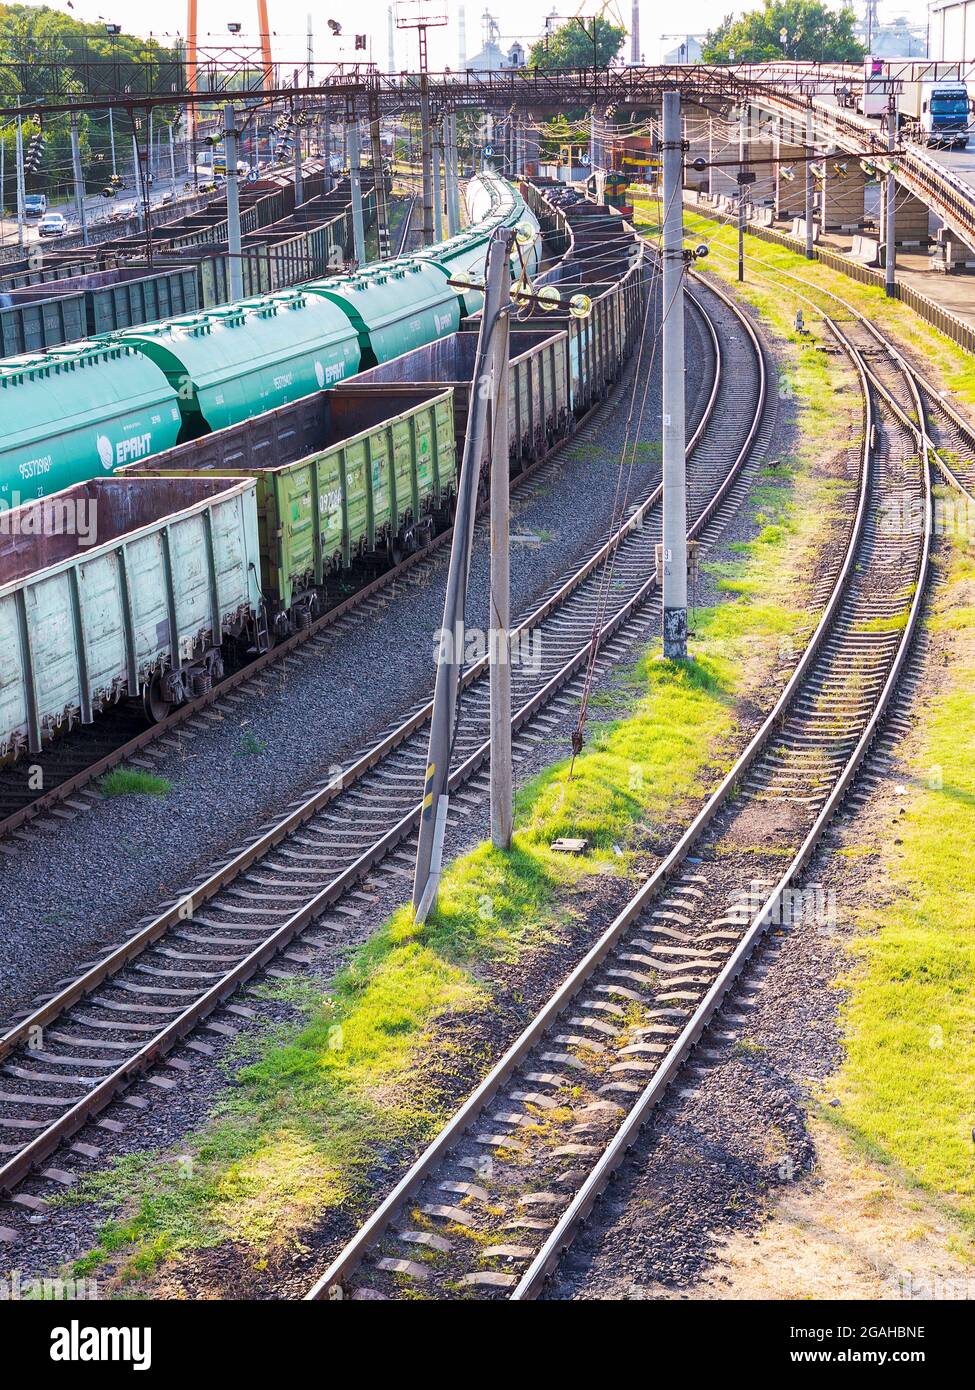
[0,170,207,252]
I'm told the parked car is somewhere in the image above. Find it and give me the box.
[37,212,68,237]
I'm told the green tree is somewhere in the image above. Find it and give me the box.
[528,17,626,70]
[702,1,865,63]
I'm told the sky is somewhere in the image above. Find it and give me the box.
[25,0,932,69]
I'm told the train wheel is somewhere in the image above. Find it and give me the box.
[142,674,172,725]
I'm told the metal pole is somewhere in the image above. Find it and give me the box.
[168,124,177,194]
[224,104,244,301]
[131,133,145,232]
[109,107,118,177]
[804,105,814,259]
[293,114,304,207]
[885,93,897,296]
[432,114,444,242]
[489,297,512,850]
[445,112,459,235]
[324,102,332,190]
[412,231,514,922]
[737,104,746,281]
[420,70,434,245]
[370,100,390,259]
[707,111,713,198]
[15,103,25,249]
[70,111,88,245]
[349,118,367,266]
[661,90,688,662]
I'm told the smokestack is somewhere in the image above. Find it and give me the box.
[458,5,467,67]
[631,0,640,64]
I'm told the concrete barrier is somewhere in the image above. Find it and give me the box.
[849,235,881,266]
[791,217,819,244]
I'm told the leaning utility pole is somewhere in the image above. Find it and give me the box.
[661,90,688,661]
[224,104,244,300]
[885,92,897,296]
[70,112,88,245]
[413,231,514,922]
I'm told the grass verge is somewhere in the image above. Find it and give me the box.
[826,537,975,1242]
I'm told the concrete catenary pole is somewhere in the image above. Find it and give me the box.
[737,112,746,282]
[70,111,88,245]
[489,280,512,850]
[432,114,444,242]
[661,90,688,661]
[348,118,367,266]
[885,92,897,296]
[109,107,118,177]
[446,112,460,234]
[14,103,25,249]
[168,123,177,194]
[420,71,434,245]
[131,133,145,233]
[224,104,244,301]
[631,0,640,63]
[804,104,815,259]
[293,110,304,207]
[412,231,514,922]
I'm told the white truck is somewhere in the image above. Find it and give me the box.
[858,59,972,150]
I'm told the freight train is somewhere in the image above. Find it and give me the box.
[0,174,540,511]
[0,182,646,763]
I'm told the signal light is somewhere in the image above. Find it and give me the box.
[24,131,45,174]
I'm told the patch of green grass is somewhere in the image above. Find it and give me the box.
[827,537,975,1238]
[852,611,909,634]
[99,767,172,799]
[237,733,266,757]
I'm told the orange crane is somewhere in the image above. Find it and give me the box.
[186,2,275,95]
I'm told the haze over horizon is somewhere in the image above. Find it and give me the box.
[7,0,932,71]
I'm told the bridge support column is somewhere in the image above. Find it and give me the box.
[682,105,709,193]
[774,141,806,220]
[821,160,868,232]
[743,107,775,209]
[882,184,931,246]
[710,112,741,205]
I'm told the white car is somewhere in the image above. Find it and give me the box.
[37,212,68,237]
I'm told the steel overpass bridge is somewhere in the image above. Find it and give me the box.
[2,58,974,252]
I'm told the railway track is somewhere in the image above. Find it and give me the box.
[0,273,765,1225]
[303,285,960,1300]
[700,240,975,506]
